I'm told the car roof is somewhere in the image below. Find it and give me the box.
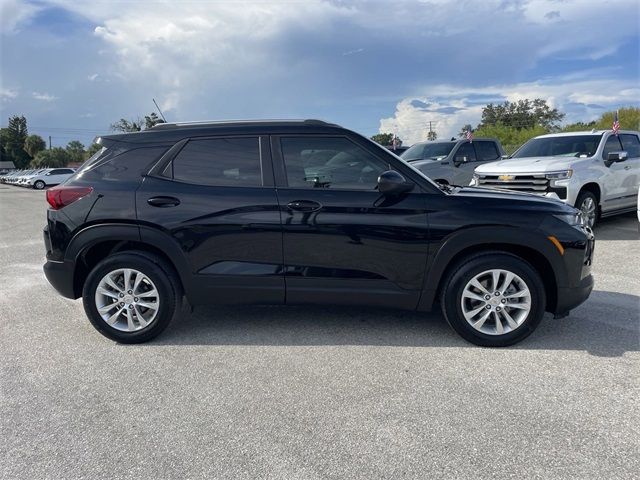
[535,130,639,138]
[410,137,499,146]
[97,119,345,145]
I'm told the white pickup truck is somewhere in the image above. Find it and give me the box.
[471,130,640,227]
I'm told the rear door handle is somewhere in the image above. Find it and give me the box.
[147,196,180,207]
[287,200,322,212]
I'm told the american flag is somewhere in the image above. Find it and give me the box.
[391,134,398,150]
[466,128,473,142]
[612,110,620,136]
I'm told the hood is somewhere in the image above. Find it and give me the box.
[452,186,574,213]
[475,156,579,174]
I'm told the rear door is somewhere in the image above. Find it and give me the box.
[618,133,640,208]
[136,135,284,305]
[271,134,430,309]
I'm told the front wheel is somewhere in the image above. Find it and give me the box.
[440,252,546,347]
[33,180,46,190]
[575,191,598,228]
[82,251,181,343]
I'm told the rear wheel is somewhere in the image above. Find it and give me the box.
[575,191,598,228]
[440,252,546,347]
[34,180,45,190]
[82,251,180,343]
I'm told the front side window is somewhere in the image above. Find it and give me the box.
[455,142,477,162]
[602,135,623,158]
[171,137,261,187]
[620,134,640,158]
[281,137,389,190]
[475,141,500,161]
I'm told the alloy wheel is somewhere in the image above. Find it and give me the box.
[94,268,160,332]
[579,196,597,228]
[460,269,531,335]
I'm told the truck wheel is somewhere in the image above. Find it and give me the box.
[440,252,546,347]
[82,251,181,343]
[575,191,598,228]
[34,180,46,190]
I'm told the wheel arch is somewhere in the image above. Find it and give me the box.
[67,224,192,300]
[418,226,565,313]
[577,182,602,205]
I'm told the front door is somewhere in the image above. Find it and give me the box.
[451,141,478,185]
[601,133,632,212]
[136,135,284,305]
[271,135,430,309]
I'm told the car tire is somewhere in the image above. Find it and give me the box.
[440,252,546,347]
[34,180,46,190]
[575,191,599,228]
[82,251,181,343]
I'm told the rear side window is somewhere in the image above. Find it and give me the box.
[475,141,500,161]
[78,146,169,181]
[170,137,262,187]
[620,134,640,158]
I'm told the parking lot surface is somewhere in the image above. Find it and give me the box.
[1,185,638,479]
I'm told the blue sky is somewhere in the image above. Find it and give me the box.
[1,0,638,146]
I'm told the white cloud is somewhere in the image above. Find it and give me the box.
[32,91,58,101]
[380,77,640,143]
[1,87,18,101]
[0,0,41,33]
[87,73,99,81]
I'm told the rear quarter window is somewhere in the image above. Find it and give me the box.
[78,146,170,182]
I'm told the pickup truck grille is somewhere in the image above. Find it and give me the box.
[477,174,549,193]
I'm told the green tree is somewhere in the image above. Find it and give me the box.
[23,134,47,158]
[561,121,597,132]
[479,99,565,130]
[472,122,547,155]
[84,143,103,159]
[3,115,30,168]
[110,118,143,132]
[427,130,438,141]
[371,133,402,146]
[66,140,85,163]
[144,112,165,129]
[594,107,640,131]
[30,148,72,168]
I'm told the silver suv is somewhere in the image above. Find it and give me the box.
[401,138,504,186]
[472,130,640,227]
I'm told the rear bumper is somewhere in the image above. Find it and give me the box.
[43,259,77,299]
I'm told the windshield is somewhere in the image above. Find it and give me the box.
[401,142,456,161]
[512,134,602,158]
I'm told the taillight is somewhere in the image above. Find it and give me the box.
[46,185,93,210]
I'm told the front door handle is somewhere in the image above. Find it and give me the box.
[147,196,180,207]
[287,200,322,212]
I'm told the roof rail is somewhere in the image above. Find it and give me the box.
[150,118,340,130]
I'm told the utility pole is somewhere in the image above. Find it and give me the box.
[49,136,52,149]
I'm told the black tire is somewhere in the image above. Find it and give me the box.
[440,252,546,347]
[574,190,599,228]
[82,251,181,343]
[34,180,46,190]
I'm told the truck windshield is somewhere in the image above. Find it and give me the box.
[401,142,456,161]
[512,135,602,158]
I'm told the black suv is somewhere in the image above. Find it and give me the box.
[43,119,595,346]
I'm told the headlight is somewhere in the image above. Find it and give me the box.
[546,170,573,180]
[470,174,479,186]
[554,211,585,226]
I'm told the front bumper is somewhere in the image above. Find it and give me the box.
[556,273,594,314]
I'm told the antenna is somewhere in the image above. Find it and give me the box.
[152,98,167,122]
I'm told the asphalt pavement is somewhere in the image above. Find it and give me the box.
[1,185,638,479]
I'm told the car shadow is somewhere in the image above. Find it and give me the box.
[148,290,639,357]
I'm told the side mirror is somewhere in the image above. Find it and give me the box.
[377,170,414,196]
[605,151,628,167]
[501,155,510,160]
[45,173,51,176]
[453,156,467,167]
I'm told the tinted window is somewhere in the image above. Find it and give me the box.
[475,141,500,161]
[602,135,623,158]
[80,146,169,182]
[455,142,477,162]
[620,134,640,158]
[281,137,389,190]
[49,169,67,175]
[172,137,261,187]
[513,135,601,158]
[401,142,455,161]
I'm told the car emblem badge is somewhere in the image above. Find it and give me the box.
[498,174,514,181]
